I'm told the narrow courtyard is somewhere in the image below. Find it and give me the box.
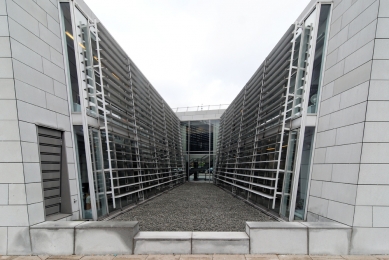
[111,183,275,231]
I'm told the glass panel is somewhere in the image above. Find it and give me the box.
[189,121,210,152]
[73,126,92,219]
[59,3,81,112]
[188,154,209,181]
[307,5,331,114]
[89,128,108,217]
[294,127,315,220]
[280,131,298,218]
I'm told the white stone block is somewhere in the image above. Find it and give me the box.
[376,18,389,38]
[246,222,307,254]
[53,80,68,100]
[0,184,8,204]
[37,0,59,22]
[0,227,6,255]
[346,0,379,38]
[24,163,42,183]
[329,102,367,129]
[327,25,348,54]
[47,15,61,38]
[354,206,373,227]
[50,47,64,69]
[17,100,57,128]
[19,121,38,143]
[344,41,374,74]
[8,183,26,204]
[307,196,329,217]
[28,202,45,225]
[379,0,389,17]
[8,18,50,59]
[0,120,20,141]
[0,79,15,99]
[0,58,13,78]
[26,183,43,204]
[192,232,249,254]
[76,221,139,255]
[317,114,330,132]
[31,221,85,255]
[313,148,326,164]
[56,113,71,131]
[0,16,9,36]
[309,180,322,197]
[0,163,24,183]
[311,164,332,181]
[39,24,62,53]
[0,100,18,121]
[315,130,336,148]
[356,185,389,206]
[339,82,369,110]
[327,200,354,226]
[333,61,371,95]
[372,60,389,80]
[338,20,376,62]
[361,143,389,164]
[331,164,359,184]
[322,182,357,205]
[302,222,351,255]
[358,164,389,185]
[134,231,191,255]
[43,58,66,84]
[366,100,389,121]
[0,0,6,15]
[8,226,31,255]
[21,142,40,163]
[373,207,389,227]
[325,143,362,164]
[0,37,11,57]
[364,122,389,142]
[0,205,29,226]
[46,92,69,115]
[7,0,39,36]
[321,82,334,101]
[369,80,389,101]
[15,80,47,108]
[350,227,389,254]
[323,60,345,85]
[12,0,48,26]
[13,59,53,94]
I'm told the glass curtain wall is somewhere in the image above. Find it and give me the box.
[61,0,184,220]
[181,120,219,182]
[215,3,332,221]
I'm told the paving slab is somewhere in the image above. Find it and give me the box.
[80,256,115,260]
[178,255,212,260]
[245,255,279,260]
[114,255,148,260]
[212,255,245,260]
[145,256,180,260]
[277,256,312,260]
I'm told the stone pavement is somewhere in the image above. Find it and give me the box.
[1,255,389,260]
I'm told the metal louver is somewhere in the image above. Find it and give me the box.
[38,127,63,216]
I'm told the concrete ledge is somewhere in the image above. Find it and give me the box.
[350,227,389,255]
[134,232,191,255]
[302,222,351,255]
[75,221,139,255]
[192,232,249,254]
[246,222,308,254]
[30,221,85,255]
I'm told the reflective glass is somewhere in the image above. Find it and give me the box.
[307,5,331,114]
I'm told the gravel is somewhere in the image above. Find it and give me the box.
[110,182,275,231]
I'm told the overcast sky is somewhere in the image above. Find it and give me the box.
[84,0,311,109]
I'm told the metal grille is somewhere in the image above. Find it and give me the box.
[38,127,63,216]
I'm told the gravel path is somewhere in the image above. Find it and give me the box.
[110,182,275,231]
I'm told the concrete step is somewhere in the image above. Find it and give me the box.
[192,232,249,254]
[134,231,192,255]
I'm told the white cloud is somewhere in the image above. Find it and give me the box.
[84,0,312,108]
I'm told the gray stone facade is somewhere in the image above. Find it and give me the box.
[308,0,389,254]
[0,0,79,255]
